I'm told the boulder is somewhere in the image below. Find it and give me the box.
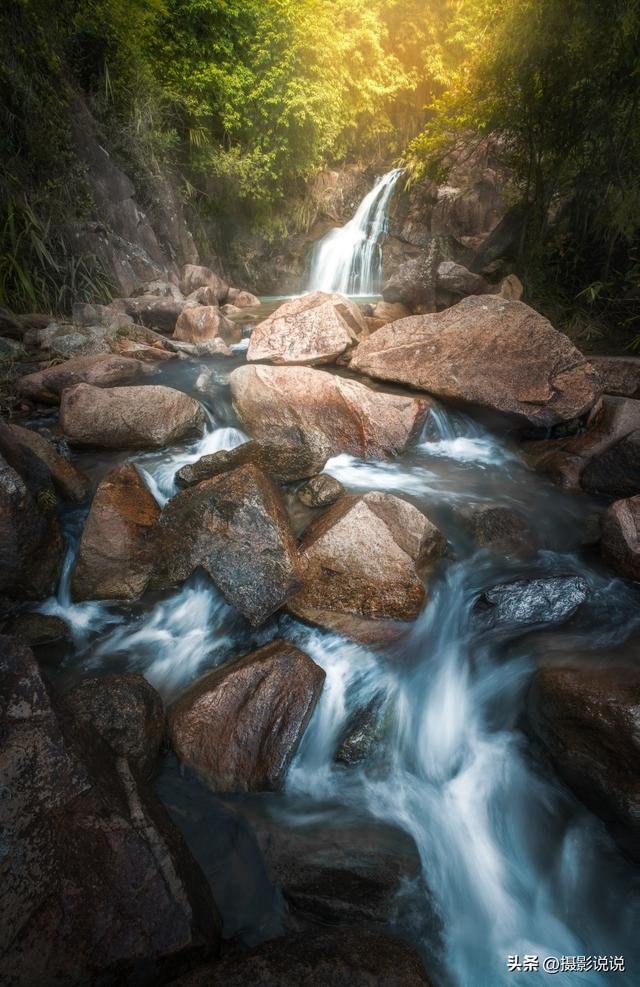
[249,814,421,927]
[130,278,184,301]
[6,423,90,503]
[64,673,165,778]
[524,396,640,493]
[176,438,328,488]
[252,292,367,338]
[0,452,63,600]
[230,365,430,464]
[601,495,640,581]
[0,636,219,985]
[371,300,411,325]
[351,296,599,431]
[226,288,260,308]
[26,321,112,359]
[297,473,345,508]
[247,294,360,365]
[581,430,640,498]
[196,337,234,357]
[180,264,229,303]
[18,353,151,404]
[60,383,206,449]
[590,355,640,399]
[474,575,588,630]
[72,301,134,330]
[71,463,160,601]
[174,305,240,345]
[186,286,220,307]
[335,696,388,766]
[168,639,325,791]
[171,930,433,987]
[436,260,491,299]
[121,294,187,333]
[288,493,445,637]
[0,611,70,648]
[382,255,437,313]
[497,273,524,301]
[528,664,640,861]
[159,464,303,624]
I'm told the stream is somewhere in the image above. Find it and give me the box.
[32,331,640,987]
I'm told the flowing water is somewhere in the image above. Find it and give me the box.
[307,168,403,294]
[28,307,640,985]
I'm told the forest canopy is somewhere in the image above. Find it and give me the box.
[1,0,639,330]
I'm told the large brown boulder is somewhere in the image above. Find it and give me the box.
[524,396,640,494]
[18,353,151,403]
[247,292,362,365]
[176,437,328,487]
[121,294,189,333]
[0,444,64,600]
[168,639,325,791]
[0,635,220,986]
[174,305,240,345]
[60,383,206,449]
[6,423,90,503]
[226,287,260,307]
[351,296,599,430]
[171,929,433,987]
[528,664,640,861]
[436,260,491,301]
[180,264,229,303]
[288,493,445,639]
[230,365,430,464]
[64,673,165,779]
[159,464,303,624]
[71,463,160,601]
[601,495,640,581]
[590,355,640,399]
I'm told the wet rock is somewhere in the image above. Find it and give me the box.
[176,437,328,488]
[468,505,533,553]
[475,575,588,629]
[170,929,433,987]
[159,464,303,624]
[1,611,70,648]
[335,695,388,765]
[18,352,151,403]
[601,495,640,581]
[0,449,64,600]
[250,814,421,927]
[351,296,599,431]
[6,423,90,503]
[528,664,640,861]
[581,429,640,498]
[180,264,229,303]
[168,639,325,791]
[226,288,260,307]
[60,383,206,449]
[297,473,345,508]
[230,364,430,464]
[196,337,234,357]
[289,493,445,637]
[590,355,640,399]
[64,672,165,778]
[523,396,640,493]
[253,291,366,337]
[247,293,359,365]
[0,635,220,985]
[71,463,160,601]
[174,305,240,345]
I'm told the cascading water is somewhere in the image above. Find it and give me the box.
[307,168,403,294]
[35,340,640,985]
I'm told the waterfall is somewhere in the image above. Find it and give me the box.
[307,168,403,295]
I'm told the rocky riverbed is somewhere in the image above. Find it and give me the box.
[1,267,640,986]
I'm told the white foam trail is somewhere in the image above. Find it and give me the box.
[137,425,249,505]
[418,436,515,466]
[91,578,235,699]
[307,169,403,295]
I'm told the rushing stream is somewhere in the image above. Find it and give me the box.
[32,333,640,986]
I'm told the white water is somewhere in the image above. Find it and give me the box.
[307,168,403,294]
